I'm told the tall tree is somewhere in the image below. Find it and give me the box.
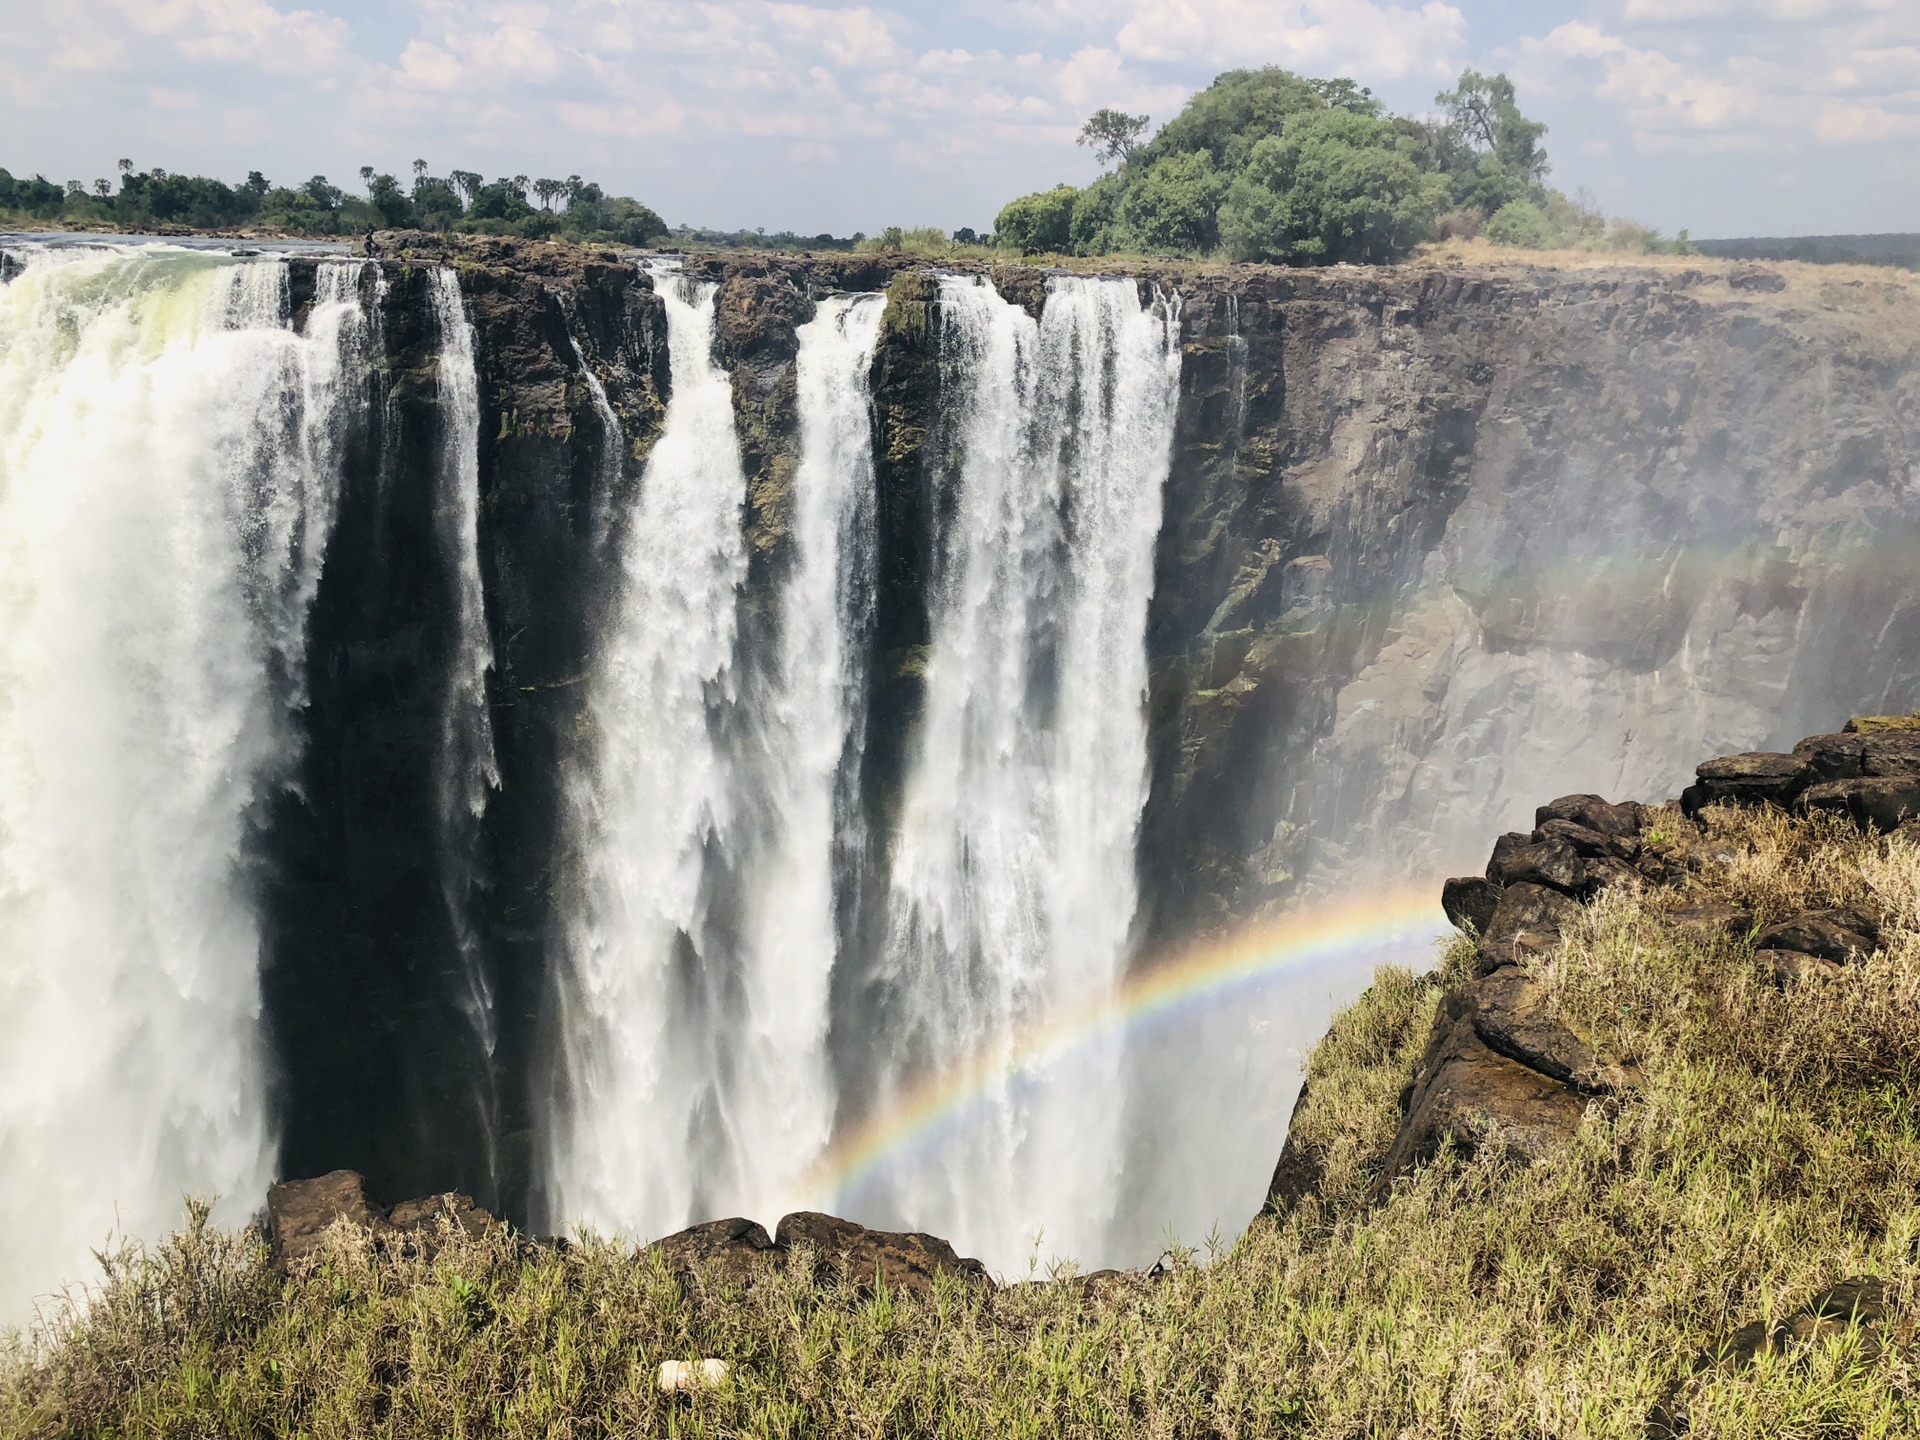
[1077,108,1151,166]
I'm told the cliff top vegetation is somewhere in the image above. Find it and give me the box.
[4,791,1916,1436]
[991,66,1695,268]
[0,161,668,247]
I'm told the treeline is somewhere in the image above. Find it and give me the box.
[994,68,1691,264]
[0,160,667,246]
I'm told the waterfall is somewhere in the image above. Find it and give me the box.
[0,247,370,1319]
[729,293,886,1219]
[426,270,500,1164]
[545,263,751,1235]
[868,275,1181,1267]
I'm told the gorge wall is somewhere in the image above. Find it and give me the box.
[2,235,1916,1315]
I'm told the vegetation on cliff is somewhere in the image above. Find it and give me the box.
[0,162,667,245]
[5,788,1915,1435]
[995,67,1693,265]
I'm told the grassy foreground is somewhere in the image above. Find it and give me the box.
[4,807,1917,1438]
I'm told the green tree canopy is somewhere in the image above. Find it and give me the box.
[994,183,1077,254]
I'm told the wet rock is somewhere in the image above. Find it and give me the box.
[1486,832,1635,898]
[1441,876,1502,934]
[1680,752,1810,817]
[774,1211,993,1295]
[1797,774,1920,831]
[1376,990,1590,1186]
[1534,794,1644,839]
[649,1217,782,1286]
[1751,908,1878,962]
[1863,730,1920,776]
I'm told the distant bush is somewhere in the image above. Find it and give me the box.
[993,184,1077,255]
[1483,199,1559,250]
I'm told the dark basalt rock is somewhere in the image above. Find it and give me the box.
[1534,794,1645,839]
[775,1211,993,1295]
[1755,948,1847,985]
[1374,992,1591,1188]
[1797,774,1920,831]
[1475,881,1582,975]
[1440,875,1501,934]
[265,1170,501,1270]
[1487,831,1637,899]
[1649,1279,1910,1437]
[1680,751,1811,816]
[1470,967,1638,1094]
[1263,1081,1324,1216]
[1662,903,1755,944]
[648,1216,782,1285]
[1750,908,1878,962]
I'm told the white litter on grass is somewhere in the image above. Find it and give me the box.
[657,1358,729,1394]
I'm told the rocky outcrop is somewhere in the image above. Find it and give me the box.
[1269,715,1910,1215]
[265,1170,501,1270]
[646,1210,992,1296]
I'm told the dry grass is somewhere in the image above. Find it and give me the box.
[5,811,1918,1437]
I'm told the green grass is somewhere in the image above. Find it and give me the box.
[6,808,1917,1436]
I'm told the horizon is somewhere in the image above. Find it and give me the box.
[6,2,1918,241]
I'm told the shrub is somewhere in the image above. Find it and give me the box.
[993,184,1077,254]
[1484,198,1560,249]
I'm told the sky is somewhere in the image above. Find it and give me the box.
[5,0,1917,239]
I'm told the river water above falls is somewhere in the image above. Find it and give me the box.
[1,240,1916,1320]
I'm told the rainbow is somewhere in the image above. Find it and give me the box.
[803,883,1451,1209]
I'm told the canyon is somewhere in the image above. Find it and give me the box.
[1,233,1915,1320]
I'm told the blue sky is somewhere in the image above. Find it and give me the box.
[6,0,1917,238]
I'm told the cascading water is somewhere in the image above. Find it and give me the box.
[426,270,501,1173]
[728,293,886,1220]
[545,263,751,1235]
[864,275,1181,1268]
[0,247,371,1318]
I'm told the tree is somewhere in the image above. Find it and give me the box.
[1435,70,1547,182]
[117,158,132,179]
[93,179,111,197]
[413,158,428,181]
[994,184,1077,254]
[359,165,374,195]
[1116,151,1227,252]
[511,175,530,199]
[1217,108,1445,265]
[449,170,482,206]
[533,178,561,210]
[1483,200,1558,250]
[1078,108,1150,166]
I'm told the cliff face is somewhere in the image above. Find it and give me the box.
[259,236,1920,1228]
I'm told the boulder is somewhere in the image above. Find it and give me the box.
[1750,908,1878,962]
[1649,1279,1910,1437]
[1263,1081,1324,1215]
[774,1211,992,1295]
[1475,881,1581,975]
[1440,876,1501,934]
[1863,730,1920,775]
[1680,751,1810,817]
[1792,732,1865,782]
[1842,712,1920,736]
[1534,793,1644,838]
[1487,831,1638,898]
[1662,903,1755,944]
[1534,817,1639,861]
[267,1170,393,1269]
[1755,948,1846,985]
[1469,968,1638,1094]
[1375,990,1590,1186]
[264,1170,501,1270]
[1797,774,1920,831]
[648,1217,782,1286]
